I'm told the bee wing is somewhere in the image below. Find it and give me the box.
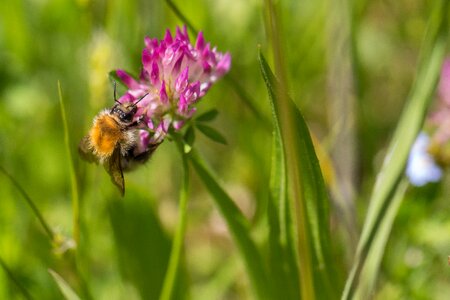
[78,135,99,163]
[121,141,163,172]
[104,146,125,196]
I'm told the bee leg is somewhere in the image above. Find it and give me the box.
[127,115,146,129]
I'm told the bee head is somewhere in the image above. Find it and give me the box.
[110,93,148,123]
[111,103,137,123]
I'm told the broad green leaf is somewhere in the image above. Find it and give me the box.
[49,269,81,300]
[266,83,300,299]
[196,109,219,122]
[197,124,227,145]
[342,1,448,299]
[259,50,340,299]
[189,150,272,300]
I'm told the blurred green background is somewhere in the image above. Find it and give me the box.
[0,0,448,299]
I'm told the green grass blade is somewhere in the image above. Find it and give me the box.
[0,256,34,300]
[0,165,54,241]
[57,81,80,246]
[354,180,408,299]
[160,136,190,300]
[342,1,448,298]
[259,50,340,299]
[188,150,272,300]
[49,269,81,300]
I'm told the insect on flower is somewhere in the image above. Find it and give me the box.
[79,82,161,196]
[80,26,231,195]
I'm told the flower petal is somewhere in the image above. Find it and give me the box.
[160,81,168,104]
[195,32,205,50]
[175,66,189,93]
[116,70,140,89]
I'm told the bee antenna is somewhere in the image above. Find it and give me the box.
[133,93,148,106]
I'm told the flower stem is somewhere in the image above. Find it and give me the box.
[159,134,190,300]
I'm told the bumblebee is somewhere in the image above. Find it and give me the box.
[79,84,159,196]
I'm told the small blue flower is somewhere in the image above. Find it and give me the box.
[406,132,443,186]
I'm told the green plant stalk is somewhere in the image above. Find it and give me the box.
[159,135,190,300]
[263,0,315,298]
[0,255,34,300]
[341,1,448,298]
[0,165,54,240]
[189,149,272,300]
[58,81,80,246]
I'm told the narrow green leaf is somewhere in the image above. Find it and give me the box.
[108,71,126,87]
[197,124,227,145]
[196,109,219,122]
[49,269,81,300]
[58,81,80,245]
[259,50,340,299]
[342,1,448,298]
[189,150,272,300]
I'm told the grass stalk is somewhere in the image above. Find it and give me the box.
[0,165,54,240]
[57,81,80,246]
[0,255,33,300]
